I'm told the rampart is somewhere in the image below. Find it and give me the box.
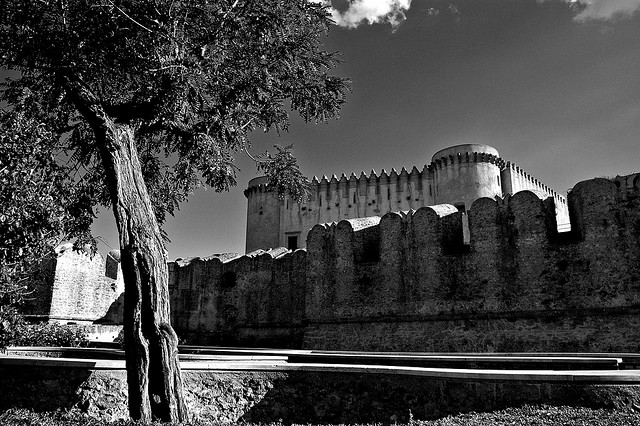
[170,174,640,352]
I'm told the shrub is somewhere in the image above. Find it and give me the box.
[0,305,23,348]
[1,316,89,348]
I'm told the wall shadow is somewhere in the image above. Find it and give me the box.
[228,371,640,425]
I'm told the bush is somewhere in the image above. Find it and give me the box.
[1,315,89,348]
[0,305,23,348]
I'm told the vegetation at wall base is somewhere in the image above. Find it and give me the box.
[1,320,89,348]
[1,406,640,426]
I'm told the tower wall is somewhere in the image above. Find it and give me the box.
[431,144,503,210]
[245,177,281,252]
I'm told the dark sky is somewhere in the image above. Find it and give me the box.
[8,0,640,259]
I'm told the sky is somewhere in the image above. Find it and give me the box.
[17,0,640,260]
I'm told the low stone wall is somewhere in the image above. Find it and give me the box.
[2,357,640,423]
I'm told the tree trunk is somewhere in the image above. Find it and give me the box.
[60,74,187,423]
[98,122,188,423]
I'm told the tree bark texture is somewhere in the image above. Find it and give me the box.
[61,75,188,423]
[102,124,187,423]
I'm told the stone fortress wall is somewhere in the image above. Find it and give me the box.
[170,172,640,352]
[169,248,307,347]
[26,244,124,325]
[244,144,570,252]
[31,144,639,352]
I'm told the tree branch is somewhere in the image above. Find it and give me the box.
[103,100,158,123]
[101,0,154,33]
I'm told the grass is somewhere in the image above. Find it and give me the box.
[1,405,640,426]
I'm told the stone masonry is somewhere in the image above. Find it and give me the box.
[27,243,124,325]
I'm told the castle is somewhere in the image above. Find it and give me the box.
[244,144,570,252]
[26,145,640,353]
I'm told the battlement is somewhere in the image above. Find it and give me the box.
[611,172,640,192]
[310,165,429,191]
[430,150,506,170]
[307,173,638,259]
[503,161,567,206]
[300,174,640,351]
[243,176,271,198]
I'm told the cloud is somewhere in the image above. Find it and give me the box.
[320,0,413,30]
[566,0,640,21]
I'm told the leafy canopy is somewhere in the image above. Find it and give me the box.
[0,109,95,328]
[1,0,349,219]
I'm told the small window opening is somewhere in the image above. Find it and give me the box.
[287,235,299,251]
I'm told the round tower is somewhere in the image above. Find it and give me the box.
[244,176,281,253]
[431,144,504,210]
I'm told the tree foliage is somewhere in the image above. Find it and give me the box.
[1,0,348,213]
[257,144,311,202]
[0,109,96,337]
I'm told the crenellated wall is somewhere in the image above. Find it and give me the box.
[42,173,639,352]
[169,248,307,347]
[303,175,640,352]
[244,144,570,252]
[169,173,640,352]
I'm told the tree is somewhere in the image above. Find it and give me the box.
[0,109,96,346]
[0,0,349,422]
